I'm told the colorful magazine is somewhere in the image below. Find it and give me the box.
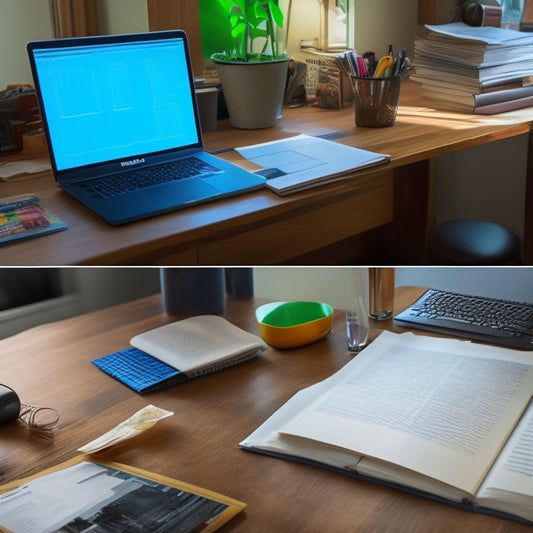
[0,194,67,244]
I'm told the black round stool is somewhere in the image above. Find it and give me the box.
[428,219,521,265]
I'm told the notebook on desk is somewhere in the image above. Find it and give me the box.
[92,315,267,393]
[27,30,265,225]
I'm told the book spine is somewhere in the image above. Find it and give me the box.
[474,84,533,106]
[474,94,533,114]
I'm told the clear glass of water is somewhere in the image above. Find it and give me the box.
[346,296,369,352]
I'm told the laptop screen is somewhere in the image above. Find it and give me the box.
[30,35,201,172]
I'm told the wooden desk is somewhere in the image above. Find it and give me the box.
[0,287,530,532]
[2,80,533,266]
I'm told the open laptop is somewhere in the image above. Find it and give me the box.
[27,30,265,225]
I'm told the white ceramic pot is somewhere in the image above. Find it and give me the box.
[215,59,289,129]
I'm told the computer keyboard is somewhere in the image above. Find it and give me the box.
[74,157,220,199]
[394,289,533,350]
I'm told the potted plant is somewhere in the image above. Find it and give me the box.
[208,0,291,129]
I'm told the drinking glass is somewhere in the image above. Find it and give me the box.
[346,295,369,352]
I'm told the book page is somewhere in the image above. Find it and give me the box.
[279,332,533,495]
[475,399,533,522]
[241,376,363,470]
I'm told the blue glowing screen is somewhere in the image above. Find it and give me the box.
[32,38,199,171]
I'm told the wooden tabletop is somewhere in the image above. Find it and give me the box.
[0,285,530,532]
[1,80,532,266]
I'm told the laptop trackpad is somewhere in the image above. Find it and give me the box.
[163,178,220,204]
[87,178,221,224]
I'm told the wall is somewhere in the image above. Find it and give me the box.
[97,0,148,35]
[396,267,533,301]
[0,0,53,88]
[0,268,161,339]
[254,267,366,310]
[354,0,422,57]
[71,268,160,313]
[253,267,533,306]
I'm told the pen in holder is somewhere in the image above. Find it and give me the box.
[350,75,402,128]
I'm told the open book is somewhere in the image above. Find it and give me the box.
[236,134,390,195]
[92,315,267,393]
[240,331,533,525]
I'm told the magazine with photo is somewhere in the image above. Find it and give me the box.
[0,194,67,244]
[0,456,246,533]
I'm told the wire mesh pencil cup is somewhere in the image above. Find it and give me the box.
[350,75,402,128]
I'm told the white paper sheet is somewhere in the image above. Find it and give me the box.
[0,159,51,179]
[236,134,390,194]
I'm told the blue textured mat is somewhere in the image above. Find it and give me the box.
[92,347,187,393]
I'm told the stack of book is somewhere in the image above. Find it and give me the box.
[411,22,533,114]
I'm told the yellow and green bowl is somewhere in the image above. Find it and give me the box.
[255,301,334,349]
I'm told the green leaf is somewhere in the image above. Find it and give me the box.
[212,0,287,62]
[216,0,236,11]
[251,27,268,39]
[228,13,241,26]
[253,3,269,23]
[268,0,284,27]
[231,24,246,39]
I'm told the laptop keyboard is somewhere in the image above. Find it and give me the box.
[73,157,221,199]
[394,289,533,350]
